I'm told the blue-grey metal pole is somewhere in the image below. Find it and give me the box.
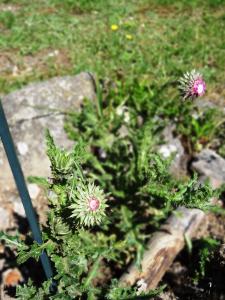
[0,99,53,280]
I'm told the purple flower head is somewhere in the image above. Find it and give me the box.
[89,197,100,211]
[192,78,206,96]
[179,70,206,100]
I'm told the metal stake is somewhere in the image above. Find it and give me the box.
[0,99,53,280]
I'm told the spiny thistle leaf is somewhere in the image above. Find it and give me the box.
[45,129,87,180]
[0,232,25,249]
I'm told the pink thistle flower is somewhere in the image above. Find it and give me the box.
[89,197,100,211]
[179,70,206,100]
[192,78,206,97]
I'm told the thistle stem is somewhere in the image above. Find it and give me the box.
[84,256,101,288]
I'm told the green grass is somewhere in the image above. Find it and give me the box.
[0,0,225,99]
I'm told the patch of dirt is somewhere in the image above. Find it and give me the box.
[0,4,20,13]
[204,213,225,242]
[194,211,225,242]
[135,3,179,17]
[0,49,71,86]
[161,211,225,300]
[0,185,49,299]
[154,289,177,300]
[37,7,57,15]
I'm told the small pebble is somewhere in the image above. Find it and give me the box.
[3,268,23,287]
[17,142,28,156]
[13,200,25,217]
[159,144,177,158]
[28,183,40,199]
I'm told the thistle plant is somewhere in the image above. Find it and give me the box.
[45,130,108,228]
[1,73,219,300]
[178,69,206,100]
[13,130,166,299]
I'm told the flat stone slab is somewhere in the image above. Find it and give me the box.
[0,72,96,193]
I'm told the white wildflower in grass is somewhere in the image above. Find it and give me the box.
[69,181,108,227]
[116,105,130,123]
[178,70,206,100]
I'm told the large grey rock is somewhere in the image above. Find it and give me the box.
[0,72,96,194]
[191,149,225,188]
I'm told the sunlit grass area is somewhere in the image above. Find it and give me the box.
[0,0,225,99]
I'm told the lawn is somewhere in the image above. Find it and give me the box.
[0,0,225,99]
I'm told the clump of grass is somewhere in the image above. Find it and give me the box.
[0,0,225,100]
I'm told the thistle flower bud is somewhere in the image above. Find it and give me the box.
[178,70,206,100]
[69,181,108,227]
